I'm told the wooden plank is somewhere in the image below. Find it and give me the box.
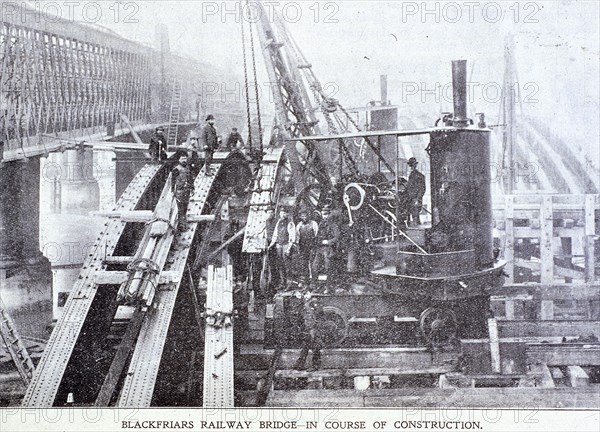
[94,309,145,406]
[488,318,501,373]
[504,196,515,284]
[584,194,596,284]
[566,365,589,387]
[540,300,554,321]
[540,196,554,283]
[237,346,438,371]
[493,283,600,301]
[528,344,600,367]
[238,365,455,380]
[504,300,515,320]
[264,388,600,408]
[499,320,599,338]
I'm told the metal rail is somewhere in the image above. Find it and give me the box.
[203,265,235,408]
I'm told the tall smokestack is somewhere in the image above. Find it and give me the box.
[452,60,468,127]
[380,75,388,106]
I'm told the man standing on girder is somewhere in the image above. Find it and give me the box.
[149,126,167,161]
[201,114,219,175]
[172,153,195,231]
[407,157,426,226]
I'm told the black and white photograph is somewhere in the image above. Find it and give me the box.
[0,1,599,430]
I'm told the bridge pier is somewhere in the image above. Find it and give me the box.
[0,159,50,272]
[59,149,100,215]
[0,162,23,270]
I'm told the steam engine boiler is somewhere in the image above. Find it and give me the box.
[269,60,506,349]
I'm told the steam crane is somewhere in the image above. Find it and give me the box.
[252,2,327,191]
[250,2,507,353]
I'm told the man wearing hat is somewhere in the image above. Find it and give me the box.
[226,127,245,150]
[268,207,296,290]
[311,206,340,282]
[149,126,167,161]
[201,114,219,175]
[171,153,195,231]
[407,157,426,226]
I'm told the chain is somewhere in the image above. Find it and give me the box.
[310,84,360,178]
[240,10,253,150]
[338,104,396,176]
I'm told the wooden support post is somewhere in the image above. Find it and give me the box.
[504,300,515,320]
[584,194,596,283]
[487,318,501,373]
[504,196,515,284]
[550,367,564,381]
[566,365,589,388]
[540,300,554,320]
[540,196,554,284]
[537,363,555,388]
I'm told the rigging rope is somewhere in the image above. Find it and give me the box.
[246,0,263,152]
[240,6,253,150]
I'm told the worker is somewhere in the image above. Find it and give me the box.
[201,114,219,175]
[171,153,195,231]
[311,206,340,282]
[225,218,247,281]
[295,209,318,280]
[396,177,411,229]
[407,157,426,226]
[226,127,244,150]
[268,207,296,291]
[294,294,323,371]
[188,135,201,176]
[149,126,167,161]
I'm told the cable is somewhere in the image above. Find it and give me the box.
[246,0,263,152]
[240,5,253,150]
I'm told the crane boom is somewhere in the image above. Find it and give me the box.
[255,1,331,190]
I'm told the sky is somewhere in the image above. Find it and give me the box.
[27,0,600,165]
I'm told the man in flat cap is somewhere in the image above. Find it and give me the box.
[201,114,219,175]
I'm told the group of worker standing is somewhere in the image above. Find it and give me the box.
[267,205,341,291]
[148,115,245,232]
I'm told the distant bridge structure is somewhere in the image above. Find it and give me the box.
[0,7,241,272]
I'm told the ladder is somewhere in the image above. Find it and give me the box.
[166,79,183,148]
[0,297,34,386]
